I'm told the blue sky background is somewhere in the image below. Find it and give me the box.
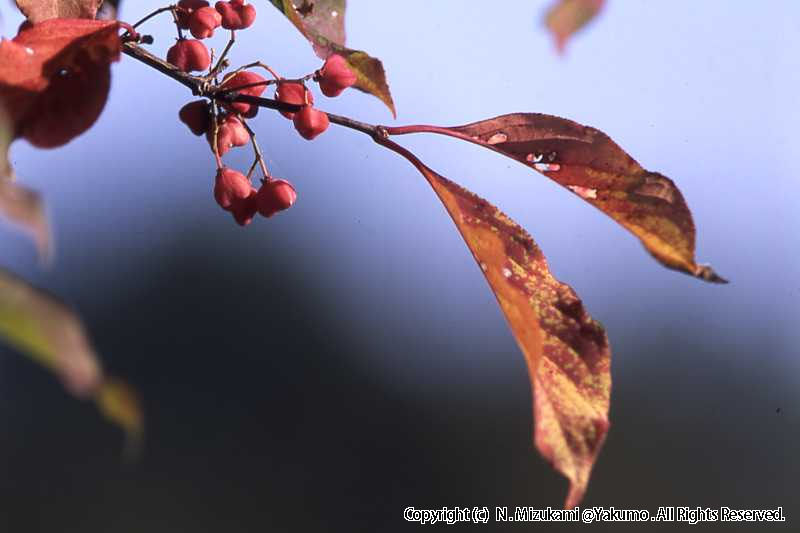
[1,1,798,531]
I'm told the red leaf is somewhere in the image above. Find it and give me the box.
[0,18,121,148]
[378,138,610,507]
[385,114,725,283]
[15,0,102,23]
[544,0,605,54]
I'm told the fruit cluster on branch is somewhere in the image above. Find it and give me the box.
[151,0,358,225]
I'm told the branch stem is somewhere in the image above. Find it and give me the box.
[121,43,400,148]
[130,6,175,30]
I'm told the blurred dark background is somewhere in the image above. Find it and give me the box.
[1,1,798,531]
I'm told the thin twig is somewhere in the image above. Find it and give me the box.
[131,6,174,29]
[122,42,202,93]
[240,119,270,180]
[209,30,236,78]
[121,43,385,139]
[211,104,222,168]
[221,61,281,85]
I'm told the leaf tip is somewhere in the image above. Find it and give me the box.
[693,263,728,284]
[95,377,144,457]
[564,483,586,510]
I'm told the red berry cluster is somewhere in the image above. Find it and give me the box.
[158,0,357,226]
[168,0,256,72]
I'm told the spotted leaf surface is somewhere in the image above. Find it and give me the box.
[380,136,610,507]
[269,0,395,116]
[15,0,101,23]
[544,0,605,53]
[385,114,725,282]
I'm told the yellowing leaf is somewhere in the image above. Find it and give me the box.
[0,267,143,442]
[544,0,605,54]
[96,378,144,457]
[0,180,51,260]
[0,103,51,259]
[269,0,395,117]
[377,138,610,507]
[385,114,725,283]
[0,267,101,397]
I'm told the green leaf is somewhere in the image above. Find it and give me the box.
[268,0,396,117]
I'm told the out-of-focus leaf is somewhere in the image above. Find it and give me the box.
[268,0,395,117]
[96,378,143,457]
[0,104,13,180]
[0,103,51,259]
[544,0,605,54]
[0,18,121,148]
[0,268,143,442]
[0,267,101,397]
[385,114,725,282]
[15,0,101,23]
[0,181,51,259]
[382,140,610,507]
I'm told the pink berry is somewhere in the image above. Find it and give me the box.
[189,6,222,39]
[256,179,297,217]
[167,39,211,72]
[176,0,210,30]
[179,100,210,136]
[207,114,250,156]
[317,54,357,97]
[215,0,256,30]
[221,71,267,115]
[274,81,313,119]
[231,187,258,226]
[214,167,251,210]
[293,105,329,140]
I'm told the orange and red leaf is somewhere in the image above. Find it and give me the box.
[379,137,610,507]
[385,114,725,283]
[544,0,605,54]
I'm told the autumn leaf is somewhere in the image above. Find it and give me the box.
[0,18,121,148]
[544,0,605,54]
[0,103,51,259]
[268,0,395,117]
[96,378,144,457]
[385,114,725,283]
[276,0,346,46]
[15,0,102,23]
[0,181,51,260]
[375,137,610,508]
[0,267,143,443]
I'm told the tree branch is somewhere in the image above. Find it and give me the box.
[120,43,391,145]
